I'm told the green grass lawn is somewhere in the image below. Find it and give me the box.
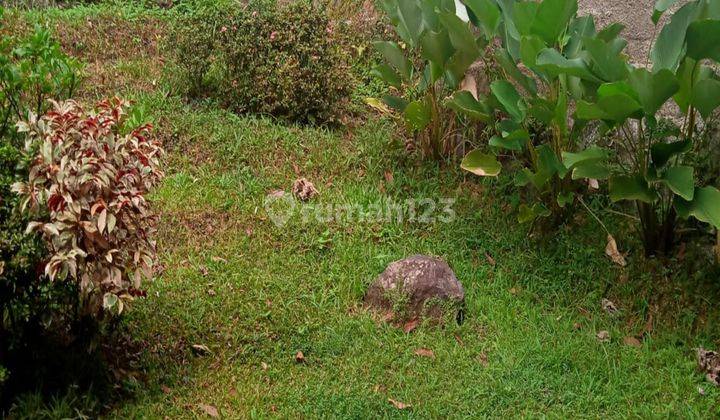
[5,3,720,418]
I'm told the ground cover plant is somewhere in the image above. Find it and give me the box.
[2,0,720,418]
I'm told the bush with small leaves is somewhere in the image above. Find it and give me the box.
[172,0,350,124]
[13,98,165,316]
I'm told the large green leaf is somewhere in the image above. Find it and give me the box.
[572,162,610,180]
[535,48,602,82]
[653,0,680,24]
[675,186,720,228]
[686,19,720,62]
[373,41,412,80]
[403,100,432,131]
[391,0,426,46]
[462,0,501,38]
[489,129,529,151]
[518,203,551,224]
[519,35,546,68]
[461,150,502,176]
[445,49,480,87]
[575,94,642,123]
[531,0,578,45]
[673,58,713,112]
[371,64,402,88]
[490,80,526,122]
[562,146,610,169]
[439,12,481,55]
[652,2,700,71]
[661,166,695,201]
[445,91,491,122]
[512,1,540,37]
[382,95,409,112]
[420,29,454,67]
[691,78,720,119]
[609,175,657,203]
[495,47,538,94]
[650,139,691,167]
[627,68,679,116]
[584,36,628,82]
[565,15,596,58]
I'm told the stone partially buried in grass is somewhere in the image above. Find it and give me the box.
[365,255,465,325]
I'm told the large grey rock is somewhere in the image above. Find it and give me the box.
[364,255,465,322]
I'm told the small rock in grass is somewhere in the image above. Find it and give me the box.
[364,255,465,325]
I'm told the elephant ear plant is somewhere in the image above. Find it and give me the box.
[568,0,720,255]
[460,0,624,225]
[369,0,494,159]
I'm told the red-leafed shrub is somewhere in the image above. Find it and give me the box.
[12,98,164,316]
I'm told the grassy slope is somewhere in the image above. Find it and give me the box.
[6,3,720,418]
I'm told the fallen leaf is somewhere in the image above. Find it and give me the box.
[601,298,620,316]
[291,162,301,176]
[207,289,217,297]
[388,398,411,410]
[384,170,394,184]
[295,351,305,363]
[382,311,394,322]
[161,385,171,394]
[623,336,642,348]
[485,252,496,266]
[403,318,419,333]
[199,404,219,418]
[211,256,227,263]
[573,322,582,330]
[605,235,627,267]
[292,178,318,202]
[460,73,478,99]
[596,330,611,343]
[199,265,210,276]
[261,362,269,371]
[414,348,435,359]
[229,387,238,396]
[191,344,211,356]
[509,287,518,295]
[477,352,489,367]
[454,334,464,346]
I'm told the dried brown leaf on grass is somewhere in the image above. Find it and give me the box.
[403,318,419,333]
[605,235,627,267]
[623,336,642,348]
[191,344,211,356]
[388,398,411,409]
[601,298,620,316]
[199,404,219,418]
[292,178,318,202]
[414,348,435,359]
[596,331,611,342]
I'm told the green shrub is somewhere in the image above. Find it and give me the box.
[173,1,350,124]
